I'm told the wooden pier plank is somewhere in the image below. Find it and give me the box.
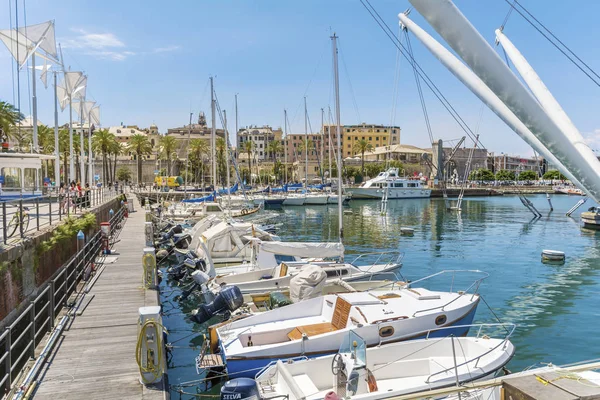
[34,198,166,400]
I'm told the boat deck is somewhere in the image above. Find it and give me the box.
[33,197,167,400]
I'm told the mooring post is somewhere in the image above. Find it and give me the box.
[77,230,85,279]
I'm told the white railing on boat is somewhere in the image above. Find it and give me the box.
[402,270,489,317]
[348,250,404,270]
[422,323,516,384]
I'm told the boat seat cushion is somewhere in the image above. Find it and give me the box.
[293,374,319,395]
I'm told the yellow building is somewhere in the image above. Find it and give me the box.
[323,123,401,158]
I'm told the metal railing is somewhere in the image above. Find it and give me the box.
[404,270,489,317]
[0,207,125,396]
[0,187,119,246]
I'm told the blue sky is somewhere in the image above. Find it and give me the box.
[2,0,600,156]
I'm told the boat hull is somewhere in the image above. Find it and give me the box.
[282,196,305,206]
[348,187,432,199]
[223,300,478,379]
[304,195,329,205]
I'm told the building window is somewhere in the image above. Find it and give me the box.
[117,129,121,133]
[376,137,379,141]
[376,129,380,132]
[347,144,351,148]
[346,129,350,132]
[362,137,365,140]
[369,137,372,140]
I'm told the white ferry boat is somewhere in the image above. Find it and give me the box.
[347,168,431,199]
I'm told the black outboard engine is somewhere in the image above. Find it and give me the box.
[183,257,207,273]
[161,224,183,241]
[220,378,260,400]
[191,286,244,324]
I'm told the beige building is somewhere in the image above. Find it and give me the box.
[363,144,431,164]
[167,112,225,158]
[237,125,283,163]
[490,153,542,175]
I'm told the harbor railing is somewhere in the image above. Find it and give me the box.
[0,206,125,396]
[0,187,119,246]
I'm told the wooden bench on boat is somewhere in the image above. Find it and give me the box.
[287,297,351,340]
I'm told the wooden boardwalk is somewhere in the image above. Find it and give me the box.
[34,198,167,400]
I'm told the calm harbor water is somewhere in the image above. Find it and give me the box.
[161,194,600,399]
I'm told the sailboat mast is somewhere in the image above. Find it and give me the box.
[224,110,231,197]
[185,112,192,196]
[80,99,85,183]
[284,109,288,184]
[320,108,324,183]
[210,77,217,189]
[332,33,343,246]
[304,96,308,190]
[69,95,74,183]
[328,107,332,184]
[88,108,93,186]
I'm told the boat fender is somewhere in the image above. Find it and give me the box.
[260,274,273,280]
[220,378,260,400]
[191,286,244,325]
[367,369,378,393]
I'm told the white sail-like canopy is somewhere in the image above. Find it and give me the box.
[64,71,84,95]
[89,106,100,125]
[56,83,68,111]
[0,20,57,67]
[75,100,96,122]
[260,241,344,259]
[37,60,51,88]
[73,75,87,99]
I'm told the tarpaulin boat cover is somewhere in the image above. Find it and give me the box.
[260,241,344,258]
[289,264,327,303]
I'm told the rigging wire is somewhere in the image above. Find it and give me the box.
[405,30,434,145]
[389,25,403,131]
[500,0,516,30]
[337,38,361,123]
[502,0,600,88]
[359,0,487,150]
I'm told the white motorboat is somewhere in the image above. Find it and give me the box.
[208,242,403,294]
[204,271,486,378]
[347,168,431,200]
[244,324,515,400]
[304,193,329,205]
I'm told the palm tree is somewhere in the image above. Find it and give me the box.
[110,140,123,183]
[353,139,373,176]
[0,100,24,141]
[216,137,227,186]
[38,125,55,177]
[159,136,178,175]
[92,129,116,184]
[128,134,153,183]
[243,140,254,185]
[267,139,283,163]
[189,138,209,185]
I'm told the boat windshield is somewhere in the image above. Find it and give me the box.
[339,330,367,367]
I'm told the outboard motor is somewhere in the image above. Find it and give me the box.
[161,224,183,241]
[180,270,212,299]
[191,286,244,324]
[183,257,207,273]
[173,233,191,250]
[220,378,260,400]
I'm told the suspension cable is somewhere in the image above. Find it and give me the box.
[405,30,434,145]
[502,0,600,88]
[337,38,362,123]
[360,0,486,150]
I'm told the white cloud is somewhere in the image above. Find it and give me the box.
[153,45,181,53]
[84,50,133,61]
[584,129,600,152]
[63,28,125,49]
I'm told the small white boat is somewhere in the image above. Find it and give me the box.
[246,324,515,400]
[304,193,329,205]
[541,249,565,262]
[208,242,403,294]
[347,168,431,200]
[205,270,486,379]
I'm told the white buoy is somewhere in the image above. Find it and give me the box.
[343,210,353,215]
[400,227,415,236]
[541,249,565,262]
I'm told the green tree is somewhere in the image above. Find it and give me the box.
[469,168,494,182]
[267,139,283,162]
[243,140,254,184]
[352,139,373,175]
[92,129,117,184]
[59,129,70,183]
[189,139,209,184]
[128,134,153,183]
[216,137,227,186]
[38,125,55,178]
[0,100,24,141]
[159,135,178,175]
[116,167,132,182]
[364,163,387,178]
[543,170,566,180]
[495,169,516,181]
[519,170,538,181]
